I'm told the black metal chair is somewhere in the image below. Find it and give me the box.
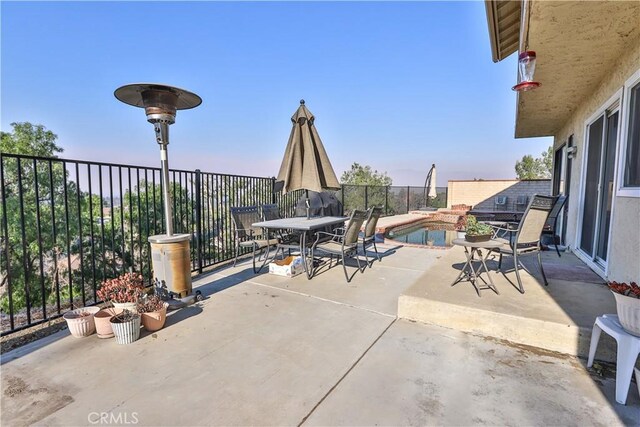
[362,207,383,268]
[311,209,367,283]
[260,203,300,260]
[489,195,557,294]
[515,195,529,212]
[230,206,278,273]
[495,196,508,211]
[541,195,568,257]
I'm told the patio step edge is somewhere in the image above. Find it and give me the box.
[397,294,617,363]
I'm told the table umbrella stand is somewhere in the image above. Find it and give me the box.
[115,83,204,308]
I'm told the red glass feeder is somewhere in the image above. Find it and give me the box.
[512,50,541,92]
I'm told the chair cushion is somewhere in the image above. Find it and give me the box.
[239,238,278,249]
[315,241,357,255]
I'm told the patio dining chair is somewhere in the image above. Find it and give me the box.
[310,209,368,283]
[489,194,557,294]
[362,207,383,268]
[260,203,301,259]
[541,195,567,257]
[230,206,278,273]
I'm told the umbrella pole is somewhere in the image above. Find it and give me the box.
[305,189,310,219]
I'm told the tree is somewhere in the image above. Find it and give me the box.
[340,163,392,212]
[340,163,393,186]
[515,146,553,179]
[0,123,71,316]
[0,122,63,157]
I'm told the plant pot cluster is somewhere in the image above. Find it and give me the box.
[62,273,169,344]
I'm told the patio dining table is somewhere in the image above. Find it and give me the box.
[252,216,348,279]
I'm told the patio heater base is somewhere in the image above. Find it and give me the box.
[149,234,197,304]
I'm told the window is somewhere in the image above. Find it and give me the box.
[618,69,640,197]
[624,82,640,187]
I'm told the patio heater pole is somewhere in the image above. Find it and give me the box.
[156,123,174,236]
[114,83,202,304]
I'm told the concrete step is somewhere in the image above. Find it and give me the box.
[397,247,621,363]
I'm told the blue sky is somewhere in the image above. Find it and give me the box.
[1,1,551,185]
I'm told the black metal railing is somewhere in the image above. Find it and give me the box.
[338,185,447,215]
[0,153,446,335]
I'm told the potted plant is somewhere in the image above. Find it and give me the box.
[63,306,100,338]
[110,309,141,344]
[464,215,494,242]
[93,306,123,339]
[608,281,640,337]
[138,294,169,332]
[97,273,144,312]
[455,215,467,239]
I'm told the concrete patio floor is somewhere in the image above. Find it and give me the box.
[1,244,638,426]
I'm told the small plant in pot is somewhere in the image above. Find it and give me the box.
[110,309,141,344]
[97,273,144,312]
[464,215,494,242]
[96,273,144,339]
[138,294,169,332]
[608,281,640,337]
[63,306,100,338]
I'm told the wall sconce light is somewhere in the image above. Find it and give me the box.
[567,145,577,160]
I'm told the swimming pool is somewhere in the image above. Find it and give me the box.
[385,221,458,248]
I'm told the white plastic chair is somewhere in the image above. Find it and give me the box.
[587,314,640,405]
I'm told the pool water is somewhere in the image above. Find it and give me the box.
[385,221,458,247]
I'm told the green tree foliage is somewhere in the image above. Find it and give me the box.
[1,122,63,157]
[340,163,393,213]
[0,123,73,315]
[515,146,553,179]
[340,162,393,186]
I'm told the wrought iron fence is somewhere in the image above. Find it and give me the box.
[0,152,446,335]
[338,185,447,215]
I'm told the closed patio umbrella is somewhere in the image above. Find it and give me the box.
[427,165,437,199]
[423,164,437,208]
[276,100,340,195]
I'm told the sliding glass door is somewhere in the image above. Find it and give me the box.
[580,108,619,266]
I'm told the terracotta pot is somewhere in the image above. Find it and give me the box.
[141,303,168,332]
[110,313,141,344]
[94,308,123,339]
[63,307,100,338]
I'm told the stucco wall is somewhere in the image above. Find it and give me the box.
[447,180,551,210]
[554,39,640,282]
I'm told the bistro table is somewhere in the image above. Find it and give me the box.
[252,216,348,279]
[450,238,503,297]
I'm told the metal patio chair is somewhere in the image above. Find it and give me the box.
[515,195,529,211]
[362,207,383,268]
[311,209,368,283]
[230,206,278,273]
[489,195,557,294]
[260,203,301,260]
[541,195,568,257]
[495,196,508,211]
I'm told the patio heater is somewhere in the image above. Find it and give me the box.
[114,83,202,305]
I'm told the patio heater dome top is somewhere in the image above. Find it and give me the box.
[114,83,202,124]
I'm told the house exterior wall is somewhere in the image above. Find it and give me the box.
[447,180,551,211]
[554,40,640,282]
